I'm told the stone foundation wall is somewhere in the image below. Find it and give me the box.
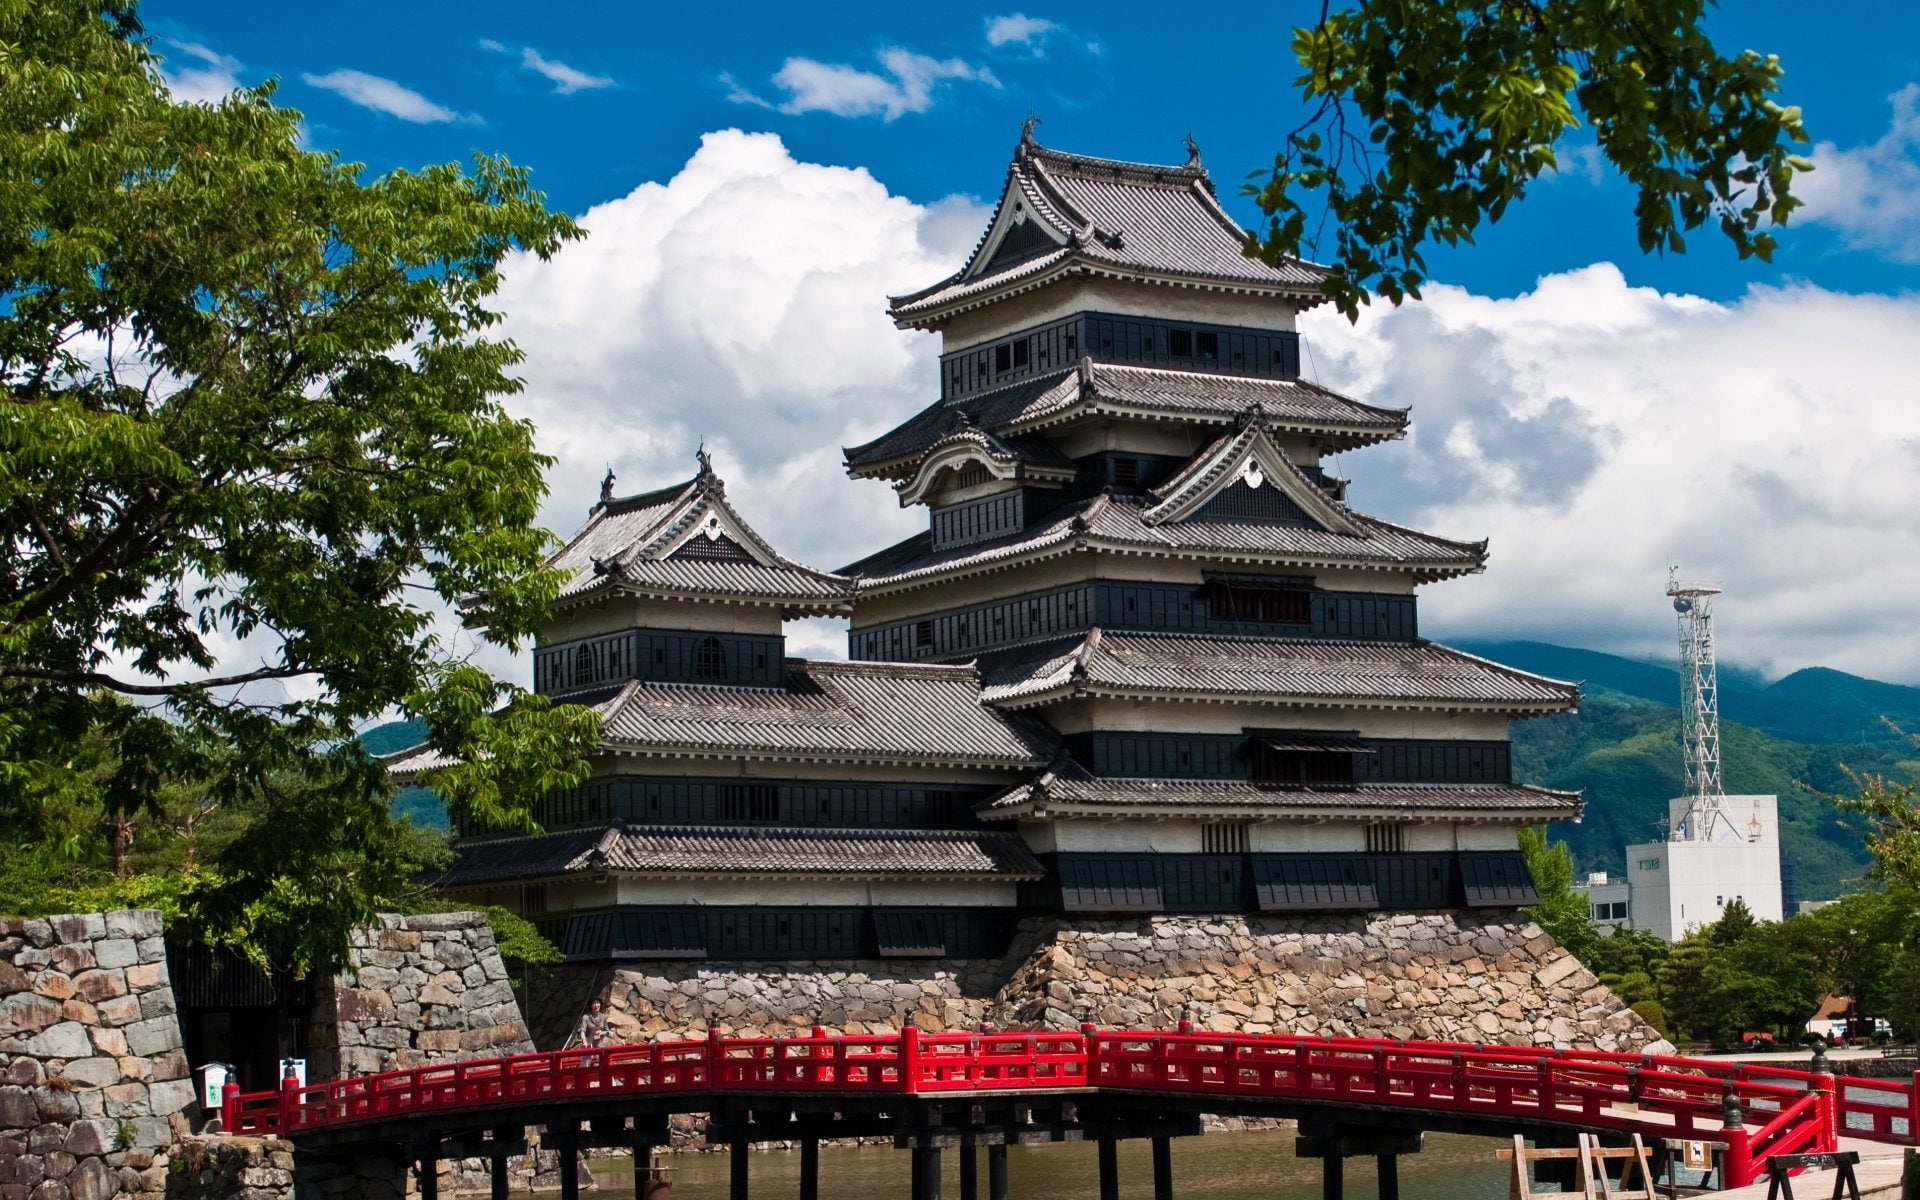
[577,913,1666,1053]
[0,910,193,1200]
[308,914,533,1079]
[165,1136,294,1200]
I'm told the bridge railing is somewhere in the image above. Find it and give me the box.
[224,1025,1908,1185]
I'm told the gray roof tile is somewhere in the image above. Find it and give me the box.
[550,464,851,612]
[980,757,1581,820]
[975,631,1581,712]
[845,363,1403,476]
[840,491,1486,591]
[891,141,1327,323]
[441,825,1044,886]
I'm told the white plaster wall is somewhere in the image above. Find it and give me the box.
[1456,825,1520,851]
[1251,823,1366,852]
[1623,808,1785,941]
[938,277,1301,351]
[543,596,786,642]
[1052,821,1205,852]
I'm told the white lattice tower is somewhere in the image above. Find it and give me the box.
[1666,567,1728,841]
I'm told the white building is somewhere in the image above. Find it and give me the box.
[1584,793,1784,941]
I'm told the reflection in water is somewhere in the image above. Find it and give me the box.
[591,1129,1510,1199]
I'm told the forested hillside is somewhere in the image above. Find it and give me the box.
[1457,641,1920,903]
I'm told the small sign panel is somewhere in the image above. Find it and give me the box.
[1683,1141,1712,1169]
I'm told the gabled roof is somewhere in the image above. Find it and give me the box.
[974,631,1581,714]
[550,454,853,615]
[889,133,1328,327]
[839,490,1487,594]
[439,825,1045,887]
[1144,413,1362,533]
[843,361,1406,480]
[980,755,1583,822]
[893,416,1077,506]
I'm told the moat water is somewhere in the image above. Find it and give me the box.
[584,1128,1511,1199]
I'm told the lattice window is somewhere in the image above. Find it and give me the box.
[1208,581,1312,624]
[572,643,595,688]
[1203,823,1251,854]
[693,636,727,680]
[1367,823,1407,854]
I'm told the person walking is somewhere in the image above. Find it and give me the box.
[578,998,607,1050]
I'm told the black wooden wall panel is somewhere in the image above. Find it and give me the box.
[536,629,785,693]
[523,777,989,832]
[939,312,1303,401]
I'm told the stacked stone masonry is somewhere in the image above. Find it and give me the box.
[0,910,192,1200]
[573,913,1668,1054]
[308,914,534,1080]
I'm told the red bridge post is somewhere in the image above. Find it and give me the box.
[900,1020,921,1093]
[220,1081,238,1133]
[706,1025,723,1088]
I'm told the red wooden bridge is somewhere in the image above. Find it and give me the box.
[226,1025,1919,1199]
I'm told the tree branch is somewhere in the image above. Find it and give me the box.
[0,663,316,696]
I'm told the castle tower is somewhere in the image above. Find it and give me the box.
[398,456,1053,965]
[841,133,1582,918]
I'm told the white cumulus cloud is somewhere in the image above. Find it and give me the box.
[1797,83,1920,262]
[301,69,475,124]
[471,136,1920,689]
[730,48,999,120]
[1300,264,1920,682]
[986,14,1058,49]
[489,129,988,668]
[159,40,244,104]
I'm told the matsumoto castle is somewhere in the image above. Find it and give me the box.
[397,129,1582,966]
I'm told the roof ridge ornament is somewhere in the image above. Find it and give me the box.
[1184,131,1202,168]
[1019,111,1041,156]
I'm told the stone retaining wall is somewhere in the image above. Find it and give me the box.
[0,910,192,1200]
[578,913,1666,1053]
[308,914,533,1079]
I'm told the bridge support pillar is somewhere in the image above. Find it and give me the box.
[1296,1128,1422,1200]
[1096,1136,1118,1200]
[910,1145,943,1200]
[414,1142,439,1200]
[799,1135,818,1200]
[488,1153,507,1200]
[988,1142,1008,1200]
[1151,1135,1173,1200]
[730,1134,749,1200]
[958,1141,977,1200]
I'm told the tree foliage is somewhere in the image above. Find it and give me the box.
[0,2,600,970]
[1520,825,1598,961]
[1250,1,1812,316]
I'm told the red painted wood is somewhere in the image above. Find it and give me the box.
[235,1028,1915,1184]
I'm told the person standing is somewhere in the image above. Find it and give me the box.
[579,998,607,1050]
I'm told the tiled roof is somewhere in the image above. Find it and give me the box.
[844,362,1404,477]
[839,491,1486,592]
[593,659,1057,766]
[890,139,1328,324]
[975,632,1581,713]
[549,460,851,613]
[440,825,1044,887]
[980,758,1582,821]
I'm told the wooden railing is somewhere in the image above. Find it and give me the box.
[224,1025,1917,1190]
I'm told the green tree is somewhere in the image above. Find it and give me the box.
[1251,1,1811,316]
[0,2,599,971]
[1520,825,1598,961]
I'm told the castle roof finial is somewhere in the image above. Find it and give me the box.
[1020,111,1041,153]
[696,443,713,477]
[598,467,616,507]
[1183,131,1203,168]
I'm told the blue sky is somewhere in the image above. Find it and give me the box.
[148,2,1920,684]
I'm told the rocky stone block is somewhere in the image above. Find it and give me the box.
[120,1019,177,1060]
[0,1086,36,1128]
[145,1081,191,1119]
[57,1060,120,1090]
[132,939,165,967]
[23,1025,91,1061]
[91,998,138,1029]
[88,942,136,972]
[45,949,92,977]
[69,974,125,1006]
[49,917,104,946]
[60,1121,113,1158]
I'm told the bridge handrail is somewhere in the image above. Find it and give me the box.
[225,1026,1908,1182]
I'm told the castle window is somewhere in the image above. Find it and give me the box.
[1111,457,1140,487]
[1208,580,1311,624]
[1169,329,1193,357]
[1367,823,1407,854]
[572,643,595,687]
[995,343,1012,373]
[1065,332,1077,354]
[1203,823,1250,854]
[914,620,934,648]
[1251,732,1366,786]
[693,636,727,680]
[720,784,778,822]
[1013,340,1030,368]
[1197,331,1219,361]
